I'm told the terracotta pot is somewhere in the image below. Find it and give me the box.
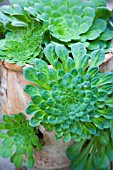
[0,61,32,118]
[27,126,74,170]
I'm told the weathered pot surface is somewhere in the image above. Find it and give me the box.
[0,61,32,118]
[28,126,74,170]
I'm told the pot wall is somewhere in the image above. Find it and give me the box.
[30,127,74,170]
[0,61,31,118]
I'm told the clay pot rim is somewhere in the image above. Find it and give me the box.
[0,50,113,73]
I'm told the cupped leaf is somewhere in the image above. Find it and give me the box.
[25,104,39,115]
[29,117,41,127]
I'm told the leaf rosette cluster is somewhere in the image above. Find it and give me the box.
[0,0,113,52]
[0,113,41,169]
[23,43,113,143]
[0,22,45,66]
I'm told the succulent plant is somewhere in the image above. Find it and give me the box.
[0,22,46,66]
[0,0,113,52]
[0,113,42,169]
[24,0,113,52]
[0,0,38,31]
[67,129,113,170]
[23,43,113,143]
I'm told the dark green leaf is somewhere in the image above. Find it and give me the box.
[24,85,38,96]
[95,7,111,20]
[64,132,71,142]
[105,98,113,107]
[0,123,6,130]
[25,104,39,115]
[26,156,34,168]
[106,143,113,161]
[27,146,34,156]
[0,131,8,139]
[29,117,41,127]
[66,140,85,160]
[110,119,113,139]
[87,67,98,77]
[13,154,23,168]
[3,115,12,123]
[98,131,109,146]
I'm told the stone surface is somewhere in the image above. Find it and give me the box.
[0,61,32,118]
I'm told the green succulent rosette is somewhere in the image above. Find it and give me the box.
[0,0,113,52]
[26,0,113,51]
[0,22,45,66]
[23,43,113,143]
[0,0,38,31]
[0,113,42,169]
[67,129,113,170]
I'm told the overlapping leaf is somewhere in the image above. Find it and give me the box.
[23,43,113,143]
[0,22,45,66]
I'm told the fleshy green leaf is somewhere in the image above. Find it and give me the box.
[25,104,39,115]
[26,156,35,168]
[55,44,69,63]
[110,119,113,139]
[23,66,38,84]
[2,138,14,146]
[71,43,86,69]
[3,115,12,123]
[0,131,8,139]
[34,59,49,74]
[64,132,71,142]
[13,154,23,168]
[98,131,109,146]
[105,98,113,107]
[90,50,105,67]
[24,85,38,96]
[2,146,14,158]
[29,117,41,127]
